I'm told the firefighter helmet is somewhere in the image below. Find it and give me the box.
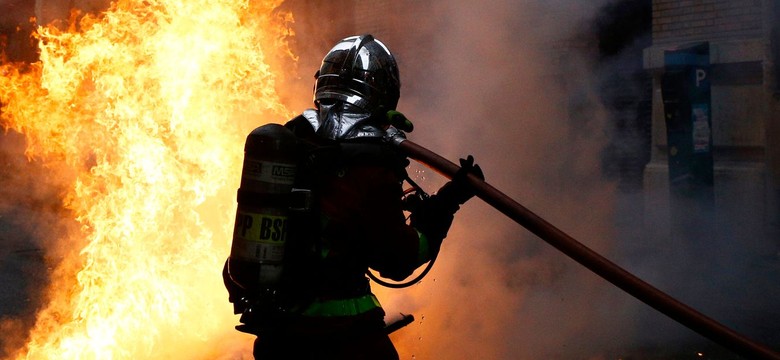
[314,34,401,114]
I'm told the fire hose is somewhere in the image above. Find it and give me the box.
[385,130,780,360]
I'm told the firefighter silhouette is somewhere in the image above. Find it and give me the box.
[223,34,483,360]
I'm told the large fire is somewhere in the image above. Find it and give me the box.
[0,0,295,358]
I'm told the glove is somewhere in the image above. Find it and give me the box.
[410,156,484,257]
[435,155,484,207]
[409,194,456,243]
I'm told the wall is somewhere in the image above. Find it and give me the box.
[652,0,764,44]
[643,0,777,256]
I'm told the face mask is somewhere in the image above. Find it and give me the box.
[315,101,383,140]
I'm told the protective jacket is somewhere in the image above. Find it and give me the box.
[286,112,431,291]
[240,113,430,360]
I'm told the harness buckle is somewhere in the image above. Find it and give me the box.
[289,188,312,211]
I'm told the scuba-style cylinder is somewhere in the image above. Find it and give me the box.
[227,123,299,292]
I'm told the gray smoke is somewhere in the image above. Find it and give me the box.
[278,0,780,359]
[379,2,631,359]
[0,129,82,358]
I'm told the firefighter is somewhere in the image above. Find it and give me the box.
[224,34,483,360]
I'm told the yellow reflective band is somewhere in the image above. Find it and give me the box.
[234,211,288,244]
[301,294,381,317]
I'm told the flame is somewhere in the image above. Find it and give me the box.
[0,0,295,358]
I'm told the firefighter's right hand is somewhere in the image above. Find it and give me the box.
[410,156,483,242]
[436,155,484,206]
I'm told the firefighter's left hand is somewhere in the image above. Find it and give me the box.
[410,194,456,242]
[436,155,484,206]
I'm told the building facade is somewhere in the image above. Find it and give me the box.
[643,0,779,247]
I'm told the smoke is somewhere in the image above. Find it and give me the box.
[281,0,778,359]
[274,0,636,358]
[329,1,780,359]
[285,1,639,359]
[226,1,639,356]
[378,2,630,359]
[0,130,81,358]
[0,1,106,357]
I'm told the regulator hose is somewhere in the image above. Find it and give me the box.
[388,132,780,360]
[367,254,437,289]
[368,176,438,288]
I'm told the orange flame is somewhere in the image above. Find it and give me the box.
[1,0,295,358]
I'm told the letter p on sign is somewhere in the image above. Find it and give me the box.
[696,69,707,87]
